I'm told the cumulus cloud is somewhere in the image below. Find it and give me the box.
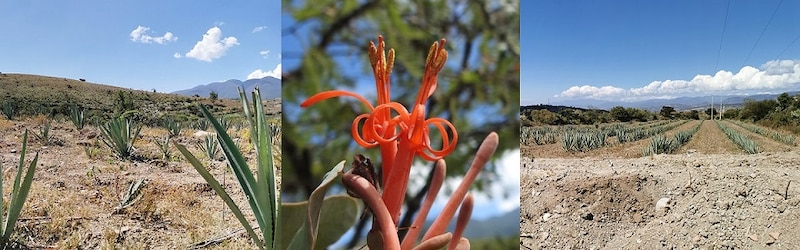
[260,50,270,58]
[130,26,177,44]
[557,59,800,100]
[173,52,182,59]
[252,26,267,33]
[247,64,281,79]
[185,26,239,62]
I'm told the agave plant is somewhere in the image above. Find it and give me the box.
[196,134,220,160]
[68,104,85,130]
[32,120,53,145]
[163,117,183,137]
[99,114,142,160]
[175,87,279,249]
[0,131,38,246]
[2,101,18,120]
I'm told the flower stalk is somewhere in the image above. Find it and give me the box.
[303,35,492,250]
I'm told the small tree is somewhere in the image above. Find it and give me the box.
[610,106,630,122]
[209,91,218,102]
[660,106,676,119]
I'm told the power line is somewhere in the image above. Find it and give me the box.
[742,0,784,66]
[714,0,731,72]
[775,32,800,61]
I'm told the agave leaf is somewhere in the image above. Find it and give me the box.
[198,103,271,248]
[252,88,279,247]
[285,161,355,250]
[2,130,37,243]
[174,142,264,248]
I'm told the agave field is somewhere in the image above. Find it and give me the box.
[0,99,282,248]
[522,118,796,158]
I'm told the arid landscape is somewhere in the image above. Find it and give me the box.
[0,74,281,249]
[521,120,800,249]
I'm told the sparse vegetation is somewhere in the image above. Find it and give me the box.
[0,73,283,248]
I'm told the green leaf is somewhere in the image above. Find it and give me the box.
[282,195,360,250]
[286,161,360,250]
[2,130,37,243]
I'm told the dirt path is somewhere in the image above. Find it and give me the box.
[720,120,794,153]
[521,153,800,249]
[680,120,742,155]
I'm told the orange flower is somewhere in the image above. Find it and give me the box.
[301,36,458,223]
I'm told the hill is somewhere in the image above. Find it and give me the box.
[172,77,281,99]
[521,104,607,114]
[0,73,280,125]
[422,207,520,239]
[550,92,800,111]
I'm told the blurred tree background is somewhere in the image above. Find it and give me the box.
[282,0,519,246]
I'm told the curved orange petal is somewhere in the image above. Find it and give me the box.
[367,102,411,144]
[300,90,375,110]
[417,117,458,161]
[351,113,379,148]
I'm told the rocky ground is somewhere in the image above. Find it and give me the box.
[521,120,800,249]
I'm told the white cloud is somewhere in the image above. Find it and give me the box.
[252,26,268,33]
[260,50,270,58]
[247,64,281,79]
[557,59,800,101]
[559,85,626,99]
[130,25,177,44]
[185,26,239,62]
[173,52,182,59]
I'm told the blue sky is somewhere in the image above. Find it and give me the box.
[522,0,800,105]
[0,1,281,93]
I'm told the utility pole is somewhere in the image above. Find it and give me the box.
[711,96,714,120]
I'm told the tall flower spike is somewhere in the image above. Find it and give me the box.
[382,38,457,224]
[367,36,399,183]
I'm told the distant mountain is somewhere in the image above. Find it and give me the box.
[172,76,281,99]
[551,91,800,111]
[423,207,520,239]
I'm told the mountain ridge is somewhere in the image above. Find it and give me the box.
[172,76,281,99]
[547,91,800,111]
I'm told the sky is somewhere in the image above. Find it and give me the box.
[522,0,800,105]
[0,1,281,93]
